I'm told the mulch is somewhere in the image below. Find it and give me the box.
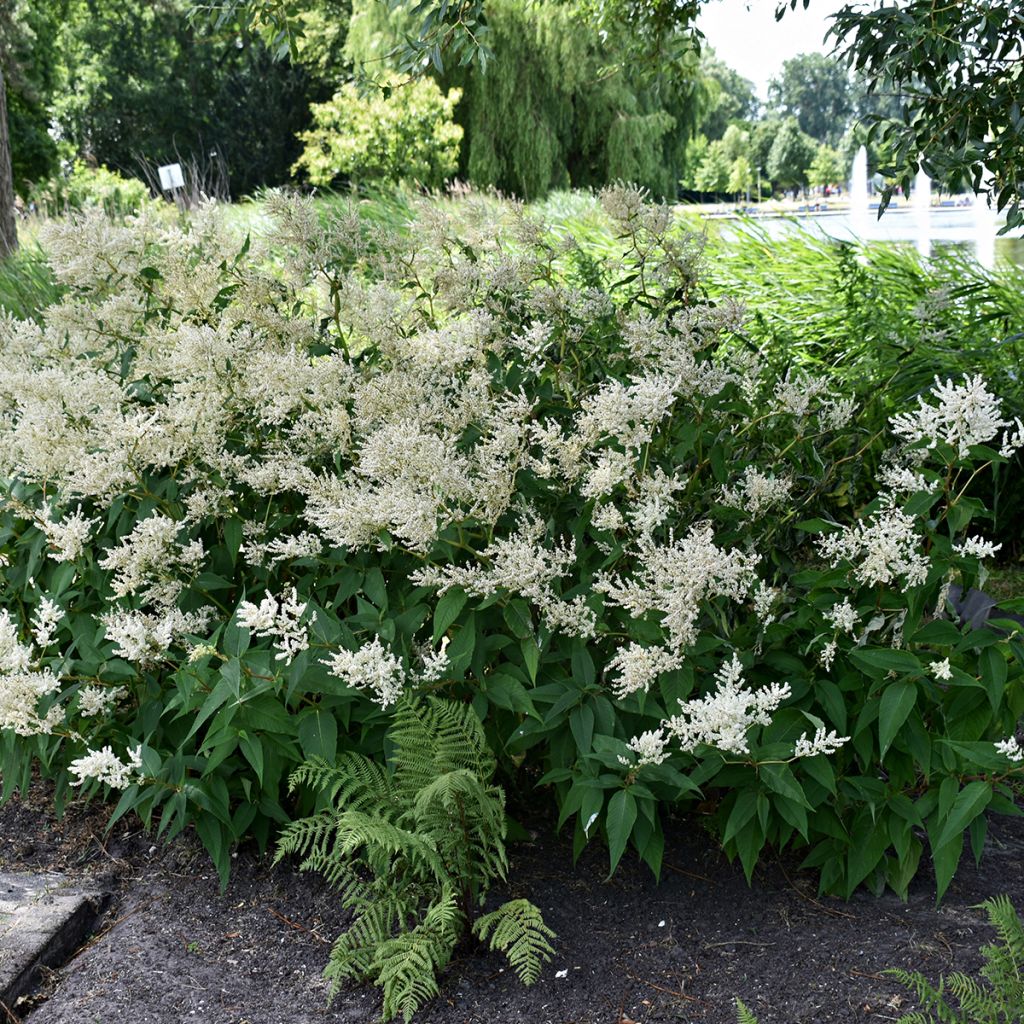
[1,777,1022,1024]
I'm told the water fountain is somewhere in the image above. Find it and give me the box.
[974,187,996,271]
[913,166,932,258]
[849,146,869,241]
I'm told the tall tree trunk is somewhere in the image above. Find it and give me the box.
[0,65,18,258]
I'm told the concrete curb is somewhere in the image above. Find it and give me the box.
[0,872,107,1011]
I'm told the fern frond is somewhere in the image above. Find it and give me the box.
[288,753,395,814]
[390,697,494,796]
[374,923,454,1023]
[885,969,961,1024]
[735,998,759,1024]
[982,894,1024,970]
[473,898,556,986]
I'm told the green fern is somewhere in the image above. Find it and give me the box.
[276,696,555,1022]
[735,998,759,1024]
[885,895,1024,1024]
[473,898,557,985]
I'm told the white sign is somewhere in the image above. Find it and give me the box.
[158,163,185,191]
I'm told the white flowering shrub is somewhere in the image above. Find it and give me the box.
[0,191,1021,899]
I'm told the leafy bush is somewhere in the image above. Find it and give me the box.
[294,78,463,190]
[276,696,554,1022]
[28,161,152,219]
[888,895,1024,1024]
[0,189,1022,904]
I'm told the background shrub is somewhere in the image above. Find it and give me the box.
[28,161,152,219]
[294,78,464,190]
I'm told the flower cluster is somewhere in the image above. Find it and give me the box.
[662,654,791,757]
[236,588,314,664]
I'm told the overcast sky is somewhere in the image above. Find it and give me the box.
[696,0,848,101]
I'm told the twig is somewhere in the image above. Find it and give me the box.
[778,863,856,920]
[624,970,712,1006]
[266,907,329,944]
[663,862,718,885]
[74,896,162,955]
[703,940,774,949]
[849,969,887,981]
[0,1000,21,1024]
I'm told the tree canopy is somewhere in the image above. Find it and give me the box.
[767,52,851,145]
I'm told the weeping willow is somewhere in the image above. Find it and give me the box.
[344,0,706,198]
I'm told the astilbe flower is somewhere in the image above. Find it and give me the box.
[236,588,313,664]
[662,653,791,756]
[323,637,406,709]
[890,374,1022,459]
[817,507,929,590]
[995,737,1023,762]
[721,467,793,517]
[68,744,143,789]
[606,643,683,700]
[596,524,759,654]
[40,506,97,562]
[953,536,1002,560]
[617,729,670,767]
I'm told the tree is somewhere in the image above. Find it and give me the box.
[345,0,704,199]
[766,117,816,191]
[51,0,334,198]
[767,52,852,144]
[0,67,15,255]
[720,123,750,164]
[695,139,730,193]
[807,143,844,188]
[727,155,752,199]
[697,49,758,141]
[750,118,783,179]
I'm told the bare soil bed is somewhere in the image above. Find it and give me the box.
[1,779,1022,1024]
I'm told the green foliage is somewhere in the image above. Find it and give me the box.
[735,998,760,1024]
[0,245,61,319]
[2,188,1023,910]
[276,697,554,1021]
[28,162,151,219]
[701,221,1024,552]
[51,0,332,198]
[806,144,844,188]
[820,1,1024,230]
[767,52,852,145]
[887,896,1024,1023]
[696,49,759,142]
[2,0,67,194]
[766,116,817,189]
[346,0,703,199]
[294,77,463,189]
[695,140,731,193]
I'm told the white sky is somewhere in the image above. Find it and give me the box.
[696,0,848,102]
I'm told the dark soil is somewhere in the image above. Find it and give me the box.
[2,779,1023,1024]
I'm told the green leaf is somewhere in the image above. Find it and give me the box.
[878,680,917,758]
[606,789,637,874]
[484,673,537,717]
[503,600,533,639]
[239,732,265,788]
[935,780,992,851]
[432,588,468,643]
[759,763,810,808]
[570,704,594,754]
[297,710,338,762]
[851,648,923,677]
